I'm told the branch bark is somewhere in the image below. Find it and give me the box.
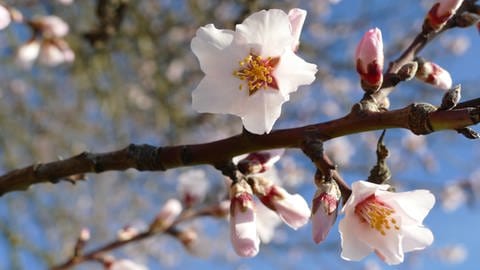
[1,101,480,196]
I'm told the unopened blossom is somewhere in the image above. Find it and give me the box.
[30,15,69,38]
[79,228,90,242]
[38,39,75,66]
[234,149,284,175]
[0,4,11,30]
[425,0,463,31]
[250,176,310,229]
[191,9,317,134]
[108,259,148,270]
[117,226,139,241]
[229,180,260,257]
[355,28,384,92]
[416,60,452,90]
[311,180,341,244]
[149,198,182,232]
[339,181,435,265]
[177,169,209,207]
[16,40,41,67]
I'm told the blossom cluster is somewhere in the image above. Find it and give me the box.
[188,6,445,265]
[229,150,311,257]
[17,15,74,67]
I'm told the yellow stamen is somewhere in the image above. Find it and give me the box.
[233,54,279,96]
[355,194,400,236]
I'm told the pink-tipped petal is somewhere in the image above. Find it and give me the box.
[287,8,307,51]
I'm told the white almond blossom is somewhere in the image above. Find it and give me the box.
[339,181,435,265]
[191,9,317,134]
[0,4,11,30]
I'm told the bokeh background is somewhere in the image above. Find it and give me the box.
[0,0,479,269]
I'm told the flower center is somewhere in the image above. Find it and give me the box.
[354,194,400,235]
[233,54,279,96]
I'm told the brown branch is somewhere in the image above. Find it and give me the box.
[51,206,219,270]
[1,101,480,196]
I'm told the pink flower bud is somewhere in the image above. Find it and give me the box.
[229,181,260,257]
[149,198,182,232]
[311,180,341,244]
[235,149,283,175]
[288,8,307,51]
[250,177,310,230]
[355,28,384,92]
[416,60,452,90]
[425,0,463,31]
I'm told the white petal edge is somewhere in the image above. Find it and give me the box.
[355,218,404,265]
[273,49,317,97]
[381,189,435,224]
[191,24,235,74]
[235,9,294,57]
[401,225,434,252]
[339,215,372,261]
[192,75,246,116]
[239,89,287,134]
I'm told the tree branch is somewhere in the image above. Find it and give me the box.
[1,101,480,196]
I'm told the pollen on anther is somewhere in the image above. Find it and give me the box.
[354,194,400,235]
[233,53,280,96]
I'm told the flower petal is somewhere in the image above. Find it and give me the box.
[339,216,372,261]
[287,8,307,51]
[239,90,287,134]
[402,225,434,252]
[230,205,260,257]
[191,24,234,73]
[192,75,245,116]
[312,208,336,244]
[273,49,317,97]
[355,220,404,265]
[235,9,294,57]
[342,181,390,213]
[381,189,435,224]
[273,193,310,230]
